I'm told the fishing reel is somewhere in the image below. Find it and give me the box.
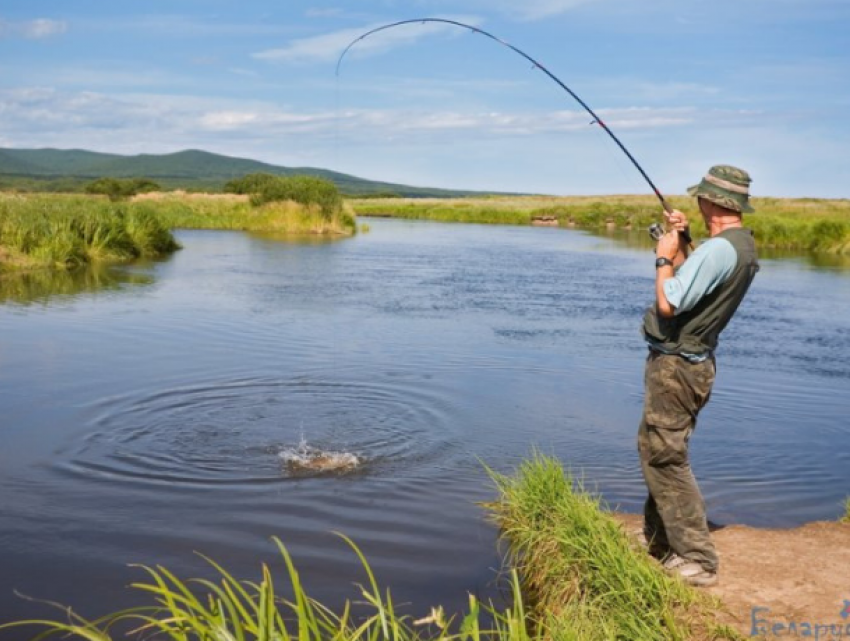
[648,222,694,251]
[648,222,665,241]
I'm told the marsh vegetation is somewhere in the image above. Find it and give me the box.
[0,194,179,270]
[0,177,357,271]
[350,195,850,254]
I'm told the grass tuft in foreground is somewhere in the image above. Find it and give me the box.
[841,497,850,524]
[485,452,739,641]
[0,535,534,641]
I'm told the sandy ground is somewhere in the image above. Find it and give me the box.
[618,514,850,637]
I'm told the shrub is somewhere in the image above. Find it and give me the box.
[223,172,279,195]
[250,175,343,220]
[85,177,161,201]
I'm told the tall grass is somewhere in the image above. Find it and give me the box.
[485,453,739,641]
[842,497,850,524]
[350,195,850,254]
[0,535,535,641]
[133,192,357,235]
[0,194,180,270]
[0,457,745,640]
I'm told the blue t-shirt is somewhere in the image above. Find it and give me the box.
[646,236,738,361]
[663,237,738,314]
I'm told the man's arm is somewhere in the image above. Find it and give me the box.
[655,231,682,318]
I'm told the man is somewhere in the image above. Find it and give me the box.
[638,165,759,587]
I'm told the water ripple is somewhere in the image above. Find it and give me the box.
[55,376,457,488]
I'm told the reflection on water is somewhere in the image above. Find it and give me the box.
[248,230,345,246]
[0,262,156,305]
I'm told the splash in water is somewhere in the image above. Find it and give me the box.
[278,436,361,476]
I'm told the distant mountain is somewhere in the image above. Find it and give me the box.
[0,147,494,197]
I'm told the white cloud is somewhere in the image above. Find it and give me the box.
[501,0,596,20]
[22,18,67,38]
[0,18,67,39]
[0,87,761,146]
[305,8,346,19]
[417,0,598,21]
[253,16,482,65]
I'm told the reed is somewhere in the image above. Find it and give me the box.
[350,195,850,254]
[0,194,180,271]
[133,192,357,235]
[484,452,740,641]
[842,497,850,524]
[0,535,536,641]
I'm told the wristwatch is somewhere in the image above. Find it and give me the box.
[655,257,674,269]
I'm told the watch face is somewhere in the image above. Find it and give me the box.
[655,257,672,268]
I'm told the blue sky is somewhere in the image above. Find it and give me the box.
[1,0,848,197]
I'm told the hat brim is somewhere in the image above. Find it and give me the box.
[688,184,754,213]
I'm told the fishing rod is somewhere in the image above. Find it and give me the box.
[337,18,693,248]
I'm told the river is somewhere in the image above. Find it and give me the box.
[1,218,848,622]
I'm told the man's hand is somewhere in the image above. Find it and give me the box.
[656,231,680,261]
[664,209,689,233]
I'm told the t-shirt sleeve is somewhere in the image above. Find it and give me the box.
[662,237,738,314]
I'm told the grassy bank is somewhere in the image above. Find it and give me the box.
[0,190,358,271]
[0,455,739,641]
[134,191,357,235]
[486,454,737,640]
[350,195,850,254]
[0,194,180,271]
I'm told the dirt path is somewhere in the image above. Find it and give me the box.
[618,514,850,638]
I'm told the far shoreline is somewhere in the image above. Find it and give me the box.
[349,194,850,255]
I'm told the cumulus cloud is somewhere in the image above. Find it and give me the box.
[0,18,67,39]
[0,87,760,147]
[253,16,482,65]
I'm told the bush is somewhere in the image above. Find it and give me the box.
[85,177,161,201]
[223,172,279,195]
[223,174,344,221]
[250,175,343,220]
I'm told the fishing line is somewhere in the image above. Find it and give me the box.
[336,17,675,214]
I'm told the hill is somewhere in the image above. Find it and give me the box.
[0,147,494,198]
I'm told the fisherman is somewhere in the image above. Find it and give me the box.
[638,165,759,587]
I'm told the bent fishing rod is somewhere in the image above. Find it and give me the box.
[336,18,693,247]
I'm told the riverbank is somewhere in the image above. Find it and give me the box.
[350,195,850,254]
[133,190,358,235]
[616,513,850,638]
[0,194,180,271]
[0,192,357,271]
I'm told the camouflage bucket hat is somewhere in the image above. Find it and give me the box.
[687,164,754,213]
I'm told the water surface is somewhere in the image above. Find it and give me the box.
[1,219,848,622]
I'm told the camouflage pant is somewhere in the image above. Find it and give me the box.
[637,351,719,572]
